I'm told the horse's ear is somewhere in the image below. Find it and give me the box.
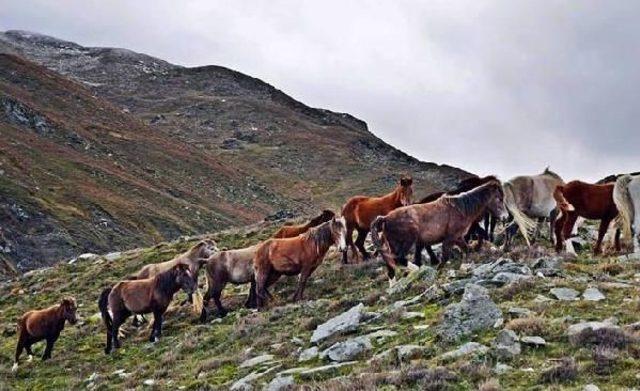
[198,258,209,267]
[61,297,76,307]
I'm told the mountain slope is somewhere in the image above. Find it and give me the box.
[0,31,470,275]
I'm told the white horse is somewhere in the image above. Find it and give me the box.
[613,174,640,254]
[502,167,566,247]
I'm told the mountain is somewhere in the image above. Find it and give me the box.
[0,30,469,275]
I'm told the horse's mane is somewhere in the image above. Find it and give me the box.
[542,167,562,180]
[308,210,334,227]
[306,221,333,250]
[444,181,500,217]
[456,175,499,193]
[156,267,179,294]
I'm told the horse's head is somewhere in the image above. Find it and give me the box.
[194,239,219,259]
[60,297,78,325]
[487,181,509,221]
[174,264,198,295]
[330,216,348,252]
[320,209,336,222]
[398,176,414,206]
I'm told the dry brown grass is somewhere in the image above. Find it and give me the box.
[495,278,537,301]
[598,262,625,276]
[505,317,547,336]
[478,378,501,391]
[539,357,578,384]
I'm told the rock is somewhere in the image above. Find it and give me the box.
[365,329,398,343]
[441,278,479,294]
[582,287,605,301]
[401,311,425,320]
[508,307,533,318]
[532,257,562,276]
[550,287,580,301]
[534,294,553,303]
[231,365,281,391]
[521,336,546,346]
[472,258,531,279]
[298,362,357,380]
[143,379,155,387]
[78,253,99,261]
[265,375,295,391]
[492,272,532,285]
[386,266,436,295]
[494,363,513,375]
[583,385,600,391]
[310,303,365,344]
[436,284,502,343]
[493,329,521,360]
[103,251,122,262]
[567,318,619,336]
[441,342,489,360]
[240,354,275,368]
[298,347,319,362]
[320,336,372,362]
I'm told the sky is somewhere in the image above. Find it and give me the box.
[1,0,638,182]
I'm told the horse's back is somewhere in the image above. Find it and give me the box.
[564,181,616,217]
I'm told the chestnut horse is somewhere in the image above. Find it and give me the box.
[200,244,260,321]
[613,174,640,253]
[273,210,335,238]
[553,180,620,255]
[253,217,347,308]
[341,176,413,263]
[371,181,508,283]
[13,298,77,372]
[99,264,197,354]
[416,175,499,264]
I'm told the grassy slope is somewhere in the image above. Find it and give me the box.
[1,221,640,390]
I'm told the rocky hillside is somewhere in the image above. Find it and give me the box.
[1,221,639,390]
[0,30,469,275]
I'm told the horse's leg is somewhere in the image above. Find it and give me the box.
[561,212,579,255]
[111,312,126,350]
[255,269,270,310]
[554,212,567,253]
[293,268,312,302]
[14,332,25,368]
[414,242,423,267]
[426,245,439,266]
[439,238,454,271]
[42,333,58,361]
[594,217,612,255]
[355,228,371,261]
[614,228,621,253]
[244,280,257,309]
[342,225,355,264]
[212,283,227,318]
[549,209,558,245]
[489,215,497,242]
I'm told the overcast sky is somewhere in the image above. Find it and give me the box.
[1,0,638,181]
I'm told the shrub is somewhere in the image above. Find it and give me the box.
[539,357,578,384]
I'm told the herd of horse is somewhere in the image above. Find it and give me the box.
[11,169,640,372]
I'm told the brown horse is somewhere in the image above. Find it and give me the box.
[371,181,508,283]
[253,217,347,308]
[553,180,620,255]
[200,244,260,321]
[416,175,499,264]
[273,210,335,238]
[12,297,77,372]
[99,264,197,354]
[341,176,413,263]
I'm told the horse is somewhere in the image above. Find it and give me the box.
[200,244,261,321]
[371,181,508,283]
[127,239,217,307]
[553,180,620,255]
[12,298,77,372]
[273,210,335,238]
[98,264,197,354]
[613,174,640,253]
[415,175,499,264]
[501,167,565,248]
[253,217,347,309]
[341,176,413,263]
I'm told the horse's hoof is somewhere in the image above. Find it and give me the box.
[26,355,33,363]
[11,363,18,373]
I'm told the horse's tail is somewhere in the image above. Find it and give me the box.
[370,215,386,251]
[502,182,537,246]
[98,287,113,330]
[553,185,575,212]
[613,174,634,241]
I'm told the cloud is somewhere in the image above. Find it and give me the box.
[1,0,637,181]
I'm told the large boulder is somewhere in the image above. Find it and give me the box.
[320,336,372,362]
[310,304,365,344]
[436,284,503,343]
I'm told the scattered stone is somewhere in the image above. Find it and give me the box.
[472,258,532,279]
[265,375,295,391]
[508,307,533,318]
[310,304,365,344]
[532,257,563,276]
[582,287,605,301]
[492,272,532,285]
[365,329,398,343]
[494,363,513,375]
[493,329,521,360]
[386,266,436,295]
[441,278,478,294]
[103,251,122,262]
[567,318,619,336]
[240,354,275,368]
[230,365,281,391]
[298,347,319,362]
[583,385,600,391]
[521,336,546,347]
[413,325,430,331]
[143,379,155,387]
[320,336,372,362]
[441,342,489,360]
[290,337,304,346]
[396,344,427,362]
[436,284,502,343]
[401,311,425,320]
[550,287,580,301]
[534,294,553,303]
